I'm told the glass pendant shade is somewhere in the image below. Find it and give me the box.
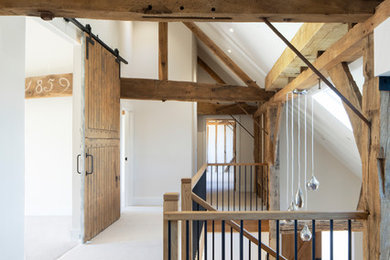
[294,187,304,208]
[289,201,297,211]
[300,224,312,241]
[307,175,320,191]
[282,202,296,224]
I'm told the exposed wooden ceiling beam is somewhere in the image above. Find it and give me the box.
[265,23,348,90]
[197,57,225,84]
[158,22,168,80]
[198,102,257,115]
[255,0,390,117]
[0,0,381,22]
[196,57,259,115]
[184,22,260,89]
[120,78,273,102]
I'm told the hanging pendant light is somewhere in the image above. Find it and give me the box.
[288,200,297,211]
[304,93,308,208]
[300,223,312,241]
[282,94,292,225]
[290,92,296,209]
[282,93,295,225]
[300,93,313,242]
[285,93,290,211]
[295,188,304,208]
[307,175,320,191]
[307,91,320,191]
[294,91,304,209]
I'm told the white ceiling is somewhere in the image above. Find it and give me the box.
[299,89,362,177]
[195,22,362,177]
[196,22,302,87]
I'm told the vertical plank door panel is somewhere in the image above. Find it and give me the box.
[83,32,121,242]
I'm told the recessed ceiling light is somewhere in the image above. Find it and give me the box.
[227,49,232,53]
[229,28,234,33]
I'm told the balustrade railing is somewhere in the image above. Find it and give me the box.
[163,163,368,260]
[164,193,368,260]
[192,163,269,212]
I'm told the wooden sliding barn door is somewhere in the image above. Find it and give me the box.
[83,34,121,242]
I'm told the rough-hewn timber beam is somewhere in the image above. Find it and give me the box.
[158,22,168,80]
[264,103,283,250]
[255,0,390,117]
[120,78,273,102]
[196,56,258,115]
[197,57,225,84]
[0,0,382,22]
[184,22,260,89]
[197,102,257,115]
[266,23,348,90]
[328,62,363,158]
[361,33,380,260]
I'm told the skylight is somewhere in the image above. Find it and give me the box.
[313,88,352,130]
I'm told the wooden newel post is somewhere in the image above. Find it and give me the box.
[164,192,179,260]
[181,178,192,260]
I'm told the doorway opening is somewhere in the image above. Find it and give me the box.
[120,107,134,209]
[24,17,80,260]
[206,119,236,164]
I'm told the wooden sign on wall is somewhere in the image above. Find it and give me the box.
[25,73,73,98]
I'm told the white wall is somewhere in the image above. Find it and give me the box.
[25,98,73,215]
[375,17,390,76]
[0,16,26,260]
[25,19,73,77]
[121,100,194,205]
[79,19,125,50]
[121,22,196,206]
[24,19,74,216]
[124,22,158,79]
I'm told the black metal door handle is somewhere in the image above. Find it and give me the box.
[77,154,81,174]
[86,153,94,175]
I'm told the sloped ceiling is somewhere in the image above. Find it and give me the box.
[297,89,362,177]
[196,22,362,177]
[196,22,302,87]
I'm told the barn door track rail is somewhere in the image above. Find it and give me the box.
[64,18,128,65]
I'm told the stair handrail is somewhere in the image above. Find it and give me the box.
[164,190,368,260]
[191,192,287,260]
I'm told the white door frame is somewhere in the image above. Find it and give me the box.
[120,102,135,209]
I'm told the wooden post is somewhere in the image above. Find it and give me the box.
[264,104,283,258]
[361,33,380,260]
[254,116,260,195]
[181,178,192,260]
[159,22,168,80]
[361,33,390,260]
[164,192,179,260]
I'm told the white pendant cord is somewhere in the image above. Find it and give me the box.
[304,94,308,210]
[291,94,294,202]
[311,95,315,177]
[286,93,289,207]
[297,94,301,190]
